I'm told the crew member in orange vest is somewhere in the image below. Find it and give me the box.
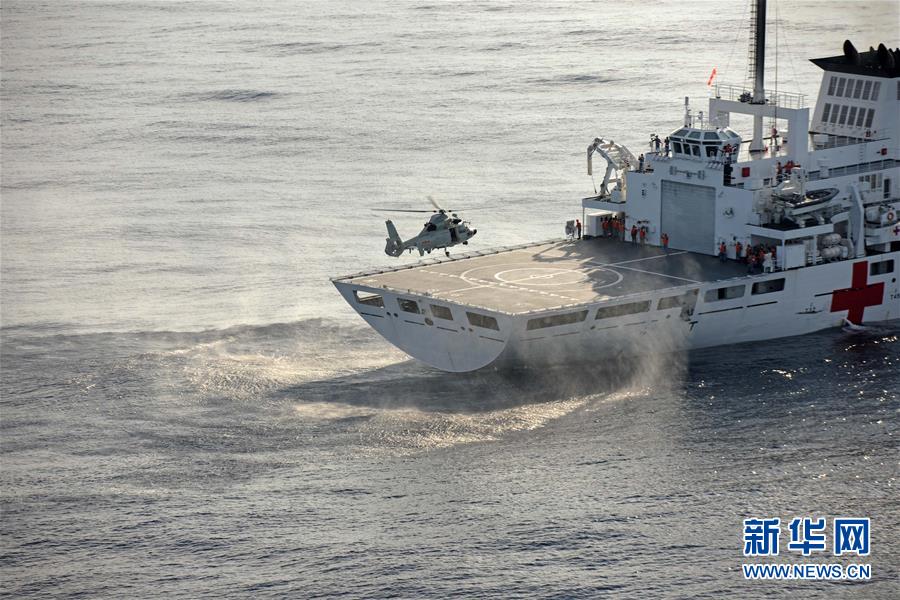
[630,224,638,244]
[735,240,743,262]
[639,227,647,245]
[661,232,669,255]
[719,241,727,262]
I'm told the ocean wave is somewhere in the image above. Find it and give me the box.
[262,40,383,56]
[526,73,624,86]
[185,89,280,103]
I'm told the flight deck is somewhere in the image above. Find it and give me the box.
[337,238,749,314]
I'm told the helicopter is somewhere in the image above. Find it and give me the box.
[381,197,478,257]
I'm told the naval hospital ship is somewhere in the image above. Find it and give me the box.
[333,1,900,372]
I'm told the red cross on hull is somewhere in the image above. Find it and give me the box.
[830,261,885,325]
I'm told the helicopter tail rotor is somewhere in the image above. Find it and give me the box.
[384,220,404,256]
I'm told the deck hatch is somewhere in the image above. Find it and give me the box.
[595,300,651,320]
[526,310,589,331]
[466,312,500,331]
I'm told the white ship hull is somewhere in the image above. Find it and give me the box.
[334,249,899,372]
[333,25,900,372]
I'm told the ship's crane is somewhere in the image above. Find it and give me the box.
[586,137,638,197]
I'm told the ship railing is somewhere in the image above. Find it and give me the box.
[808,158,898,182]
[713,83,807,109]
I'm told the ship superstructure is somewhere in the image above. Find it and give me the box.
[333,1,899,372]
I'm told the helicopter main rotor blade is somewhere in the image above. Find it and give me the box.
[427,195,444,212]
[371,209,436,214]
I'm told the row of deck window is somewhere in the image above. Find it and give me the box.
[827,76,880,102]
[353,259,894,333]
[353,291,500,330]
[821,103,875,129]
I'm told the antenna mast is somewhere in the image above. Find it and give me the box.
[749,0,766,152]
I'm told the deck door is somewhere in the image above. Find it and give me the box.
[660,180,716,255]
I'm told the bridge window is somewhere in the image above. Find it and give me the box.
[836,77,846,96]
[673,141,683,154]
[829,105,840,124]
[354,291,384,307]
[596,300,651,319]
[856,108,866,127]
[870,259,894,276]
[526,310,589,331]
[864,108,875,128]
[430,304,453,320]
[853,80,863,99]
[838,105,849,125]
[751,278,785,295]
[691,145,701,157]
[466,312,499,331]
[398,298,421,314]
[871,81,880,101]
[704,284,745,302]
[841,78,854,97]
[821,103,832,123]
[827,77,837,96]
[862,80,872,100]
[847,107,858,127]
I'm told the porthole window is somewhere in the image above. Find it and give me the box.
[466,312,499,331]
[751,278,785,295]
[430,304,453,320]
[870,259,894,276]
[354,291,384,307]
[398,298,421,314]
[596,300,651,319]
[526,310,589,331]
[704,284,745,302]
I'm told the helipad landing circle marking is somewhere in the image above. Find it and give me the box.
[459,262,623,292]
[495,267,586,287]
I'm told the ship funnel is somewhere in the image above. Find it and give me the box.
[843,40,859,65]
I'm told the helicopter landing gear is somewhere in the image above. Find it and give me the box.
[463,241,468,245]
[445,249,450,257]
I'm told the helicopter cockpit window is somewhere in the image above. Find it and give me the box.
[430,304,453,320]
[354,291,384,308]
[398,298,421,314]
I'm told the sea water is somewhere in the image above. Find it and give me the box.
[2,1,898,597]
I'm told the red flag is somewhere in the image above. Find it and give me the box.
[707,67,718,87]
